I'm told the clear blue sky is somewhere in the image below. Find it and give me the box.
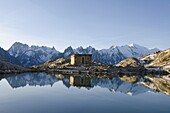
[0,0,170,51]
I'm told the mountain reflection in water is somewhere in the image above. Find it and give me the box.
[4,73,154,96]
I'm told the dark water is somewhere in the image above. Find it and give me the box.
[0,73,170,113]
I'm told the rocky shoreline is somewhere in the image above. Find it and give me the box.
[1,57,169,76]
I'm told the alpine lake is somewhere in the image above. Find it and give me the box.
[0,73,170,113]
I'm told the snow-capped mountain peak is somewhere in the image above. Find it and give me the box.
[7,42,159,66]
[63,46,74,57]
[8,42,60,66]
[8,42,29,57]
[129,43,140,47]
[109,45,116,49]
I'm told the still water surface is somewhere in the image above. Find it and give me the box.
[0,73,170,113]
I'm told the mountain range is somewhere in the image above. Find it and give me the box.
[0,42,159,66]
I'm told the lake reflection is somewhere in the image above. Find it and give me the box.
[5,73,151,95]
[0,73,170,113]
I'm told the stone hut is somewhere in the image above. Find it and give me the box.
[70,76,91,87]
[70,54,92,65]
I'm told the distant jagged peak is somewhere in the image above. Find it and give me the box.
[31,45,50,48]
[65,46,73,50]
[75,45,95,50]
[76,46,83,50]
[11,42,29,48]
[8,42,29,57]
[128,43,159,51]
[30,45,57,51]
[52,46,55,50]
[86,46,96,51]
[8,42,60,63]
[10,42,59,52]
[109,43,142,49]
[87,45,93,48]
[128,43,140,47]
[30,44,56,51]
[64,46,74,53]
[13,42,28,46]
[109,44,118,49]
[30,45,39,49]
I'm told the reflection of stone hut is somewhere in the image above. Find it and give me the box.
[70,76,91,87]
[70,54,92,65]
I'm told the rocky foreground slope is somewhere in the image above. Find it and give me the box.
[33,58,70,70]
[0,60,32,74]
[140,48,170,73]
[116,58,143,68]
